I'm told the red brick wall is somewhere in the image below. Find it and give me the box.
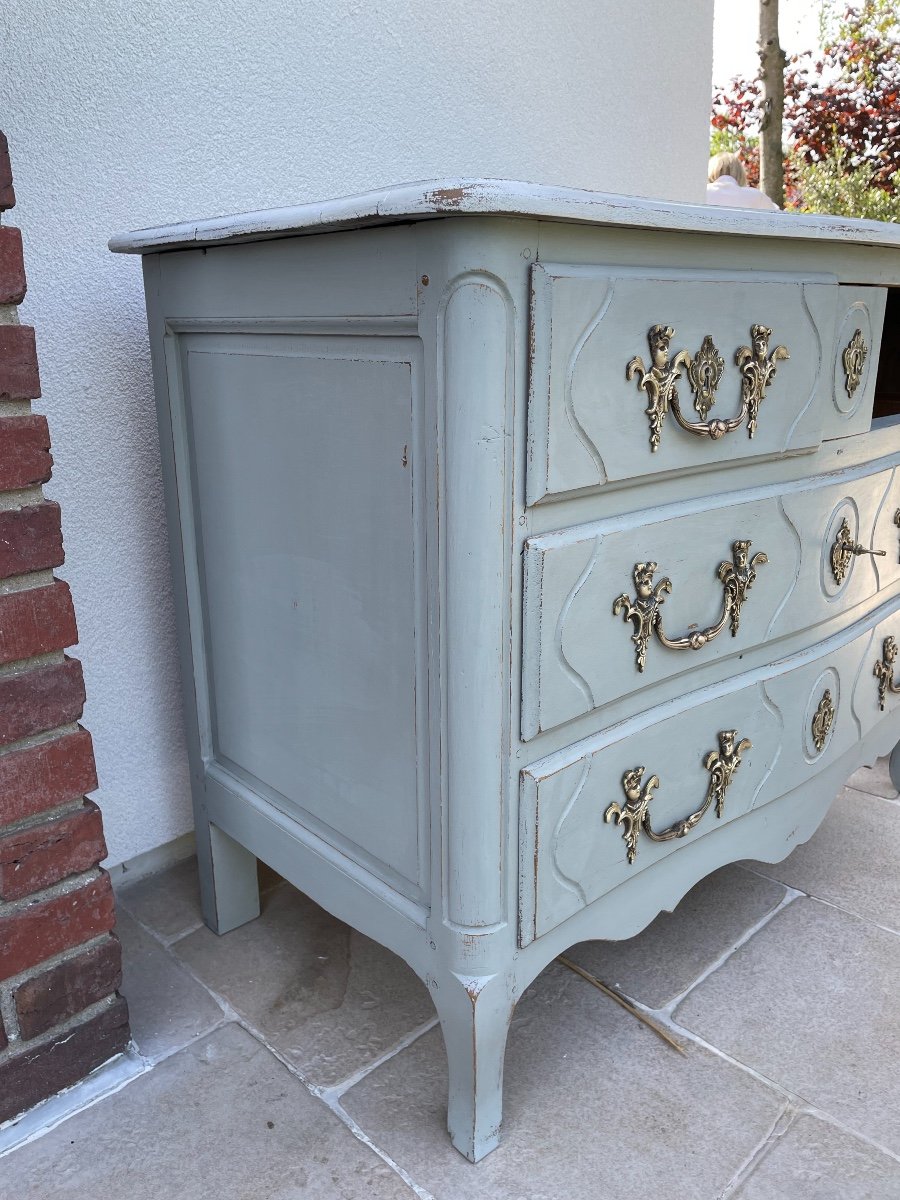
[0,131,129,1124]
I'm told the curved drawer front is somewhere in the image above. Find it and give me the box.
[522,461,899,739]
[527,263,839,504]
[519,618,883,947]
[822,286,887,441]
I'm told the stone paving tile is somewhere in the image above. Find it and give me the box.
[745,787,900,931]
[566,864,786,1009]
[733,1113,900,1200]
[116,858,204,941]
[847,756,897,801]
[116,856,283,942]
[171,882,435,1088]
[675,898,900,1154]
[342,961,784,1200]
[116,910,224,1062]
[1,1024,413,1199]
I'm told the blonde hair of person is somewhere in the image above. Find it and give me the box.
[708,152,747,187]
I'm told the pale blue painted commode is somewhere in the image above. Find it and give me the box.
[111,180,900,1160]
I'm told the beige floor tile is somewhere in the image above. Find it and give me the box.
[342,961,783,1200]
[171,882,435,1087]
[117,910,224,1061]
[116,858,204,940]
[745,787,900,930]
[116,856,283,942]
[566,864,786,1008]
[674,898,900,1153]
[734,1113,900,1200]
[1,1024,413,1199]
[846,756,898,801]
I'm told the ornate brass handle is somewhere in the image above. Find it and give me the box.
[605,731,752,864]
[613,540,769,672]
[875,636,900,710]
[627,324,789,452]
[830,518,886,584]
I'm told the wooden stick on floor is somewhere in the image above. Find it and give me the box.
[556,954,687,1056]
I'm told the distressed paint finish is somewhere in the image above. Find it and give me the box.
[122,185,900,1161]
[439,273,513,932]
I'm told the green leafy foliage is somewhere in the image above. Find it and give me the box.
[792,145,900,220]
[711,1,900,219]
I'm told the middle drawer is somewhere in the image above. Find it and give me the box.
[522,459,900,739]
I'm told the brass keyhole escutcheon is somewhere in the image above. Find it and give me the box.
[830,517,885,585]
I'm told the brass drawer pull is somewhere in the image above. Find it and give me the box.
[613,540,768,673]
[627,324,789,452]
[605,731,751,864]
[875,636,900,710]
[830,517,885,584]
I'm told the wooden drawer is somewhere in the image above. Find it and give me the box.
[822,286,887,441]
[519,612,889,947]
[522,459,899,739]
[526,263,839,504]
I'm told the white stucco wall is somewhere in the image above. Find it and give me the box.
[0,0,714,865]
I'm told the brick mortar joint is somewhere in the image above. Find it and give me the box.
[0,649,66,681]
[0,994,121,1068]
[0,988,19,1043]
[0,720,82,760]
[0,797,90,841]
[0,931,114,1000]
[0,798,96,852]
[0,865,102,918]
[0,568,56,596]
[0,487,45,513]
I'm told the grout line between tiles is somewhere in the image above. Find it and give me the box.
[317,1016,441,1103]
[842,783,900,807]
[657,887,803,1016]
[149,941,437,1198]
[326,1099,437,1200]
[805,893,900,938]
[796,1104,900,1164]
[738,862,900,938]
[641,1010,900,1166]
[160,919,206,946]
[136,1015,233,1069]
[716,1103,796,1199]
[619,969,900,1176]
[214,1009,434,1199]
[0,1048,149,1159]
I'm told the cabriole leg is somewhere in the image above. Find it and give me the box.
[433,971,515,1162]
[196,818,260,935]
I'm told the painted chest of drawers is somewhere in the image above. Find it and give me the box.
[112,181,900,1160]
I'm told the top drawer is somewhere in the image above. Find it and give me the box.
[527,263,845,504]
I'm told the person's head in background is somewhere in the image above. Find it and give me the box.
[708,152,747,187]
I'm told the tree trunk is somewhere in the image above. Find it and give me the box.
[759,0,786,207]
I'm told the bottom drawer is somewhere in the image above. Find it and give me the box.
[518,611,895,947]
